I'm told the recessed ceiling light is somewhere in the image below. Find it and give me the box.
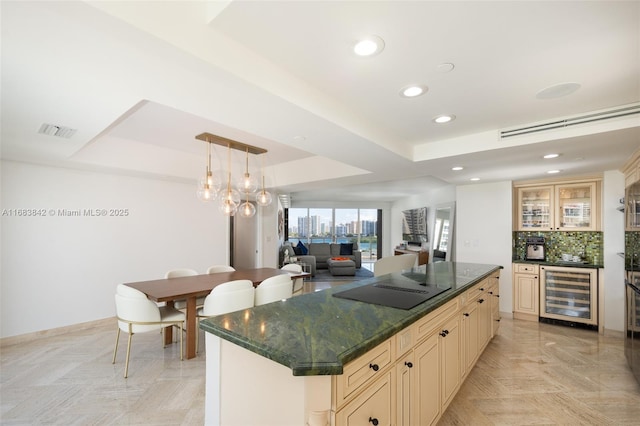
[292,135,306,142]
[470,177,480,181]
[452,166,464,171]
[547,170,561,174]
[536,82,581,99]
[400,85,428,98]
[353,35,385,57]
[433,115,456,124]
[437,63,455,73]
[543,153,559,159]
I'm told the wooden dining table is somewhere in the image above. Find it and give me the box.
[123,267,307,359]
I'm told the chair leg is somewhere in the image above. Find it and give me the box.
[112,327,120,364]
[195,318,199,354]
[124,330,133,378]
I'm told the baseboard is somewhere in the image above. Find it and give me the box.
[0,316,115,347]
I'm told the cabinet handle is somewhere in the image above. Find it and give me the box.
[369,417,379,425]
[488,291,493,295]
[369,363,379,372]
[478,298,485,304]
[463,313,470,317]
[479,288,485,291]
[440,329,449,337]
[496,294,500,298]
[405,361,413,368]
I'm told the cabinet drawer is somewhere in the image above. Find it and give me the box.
[515,264,539,274]
[334,337,393,407]
[414,298,459,343]
[335,370,393,426]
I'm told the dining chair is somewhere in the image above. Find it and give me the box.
[207,265,236,274]
[165,268,201,310]
[195,279,255,352]
[112,284,185,378]
[254,274,293,306]
[281,263,304,295]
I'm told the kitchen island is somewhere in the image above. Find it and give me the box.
[200,261,502,425]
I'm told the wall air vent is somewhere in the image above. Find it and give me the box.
[38,123,77,139]
[500,104,640,139]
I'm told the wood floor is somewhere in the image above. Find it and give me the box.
[2,278,639,425]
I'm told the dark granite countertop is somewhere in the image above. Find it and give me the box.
[513,259,604,269]
[200,262,501,376]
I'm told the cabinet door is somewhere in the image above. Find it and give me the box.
[414,333,440,426]
[517,186,553,230]
[439,315,461,410]
[396,352,415,426]
[477,291,491,351]
[555,182,597,231]
[461,301,479,377]
[488,280,501,336]
[335,370,393,426]
[514,273,539,315]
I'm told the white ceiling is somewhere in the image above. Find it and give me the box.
[2,1,639,203]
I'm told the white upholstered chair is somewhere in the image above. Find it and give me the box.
[112,284,185,378]
[195,279,255,352]
[254,274,294,306]
[207,265,236,274]
[164,268,201,310]
[280,263,304,295]
[373,253,417,277]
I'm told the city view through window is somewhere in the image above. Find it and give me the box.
[286,208,379,261]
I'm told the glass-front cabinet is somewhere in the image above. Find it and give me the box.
[626,181,640,230]
[516,181,598,231]
[518,186,552,230]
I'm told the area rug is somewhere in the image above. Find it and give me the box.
[307,268,374,282]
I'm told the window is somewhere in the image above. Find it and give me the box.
[286,208,380,260]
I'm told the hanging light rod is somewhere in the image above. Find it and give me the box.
[195,132,267,155]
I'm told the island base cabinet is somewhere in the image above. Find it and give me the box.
[335,370,394,426]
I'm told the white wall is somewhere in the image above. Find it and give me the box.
[603,170,625,332]
[456,181,513,314]
[1,160,228,338]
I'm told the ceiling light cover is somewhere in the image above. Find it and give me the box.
[400,85,428,98]
[452,166,464,171]
[470,177,480,181]
[543,153,559,159]
[547,170,561,174]
[434,115,455,124]
[536,82,581,99]
[353,35,385,56]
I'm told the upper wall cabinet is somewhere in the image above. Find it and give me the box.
[516,180,600,231]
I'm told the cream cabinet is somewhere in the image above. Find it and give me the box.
[488,275,501,336]
[333,272,500,426]
[513,263,540,321]
[516,181,599,231]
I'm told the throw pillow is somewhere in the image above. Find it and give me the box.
[296,241,308,255]
[293,246,302,255]
[339,243,353,255]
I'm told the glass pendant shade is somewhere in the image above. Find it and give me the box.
[196,184,216,202]
[196,172,220,202]
[256,189,272,206]
[239,200,256,218]
[237,173,259,193]
[199,172,221,192]
[218,198,238,216]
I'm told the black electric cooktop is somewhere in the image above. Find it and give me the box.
[333,280,451,310]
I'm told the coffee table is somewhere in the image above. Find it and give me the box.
[327,257,356,276]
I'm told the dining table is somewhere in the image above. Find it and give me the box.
[123,267,308,359]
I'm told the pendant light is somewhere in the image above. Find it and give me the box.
[218,144,240,216]
[237,147,259,193]
[239,191,257,218]
[256,154,273,207]
[196,140,220,202]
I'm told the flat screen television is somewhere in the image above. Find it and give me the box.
[402,207,428,245]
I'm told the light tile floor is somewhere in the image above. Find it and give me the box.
[2,281,639,425]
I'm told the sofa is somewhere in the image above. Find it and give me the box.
[279,241,362,276]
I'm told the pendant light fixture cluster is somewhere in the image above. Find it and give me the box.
[195,133,272,217]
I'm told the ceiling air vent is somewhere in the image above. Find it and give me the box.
[38,123,77,139]
[500,104,640,139]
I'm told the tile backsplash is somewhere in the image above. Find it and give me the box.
[514,231,603,264]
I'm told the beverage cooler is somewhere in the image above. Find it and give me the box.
[625,179,640,383]
[540,265,598,326]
